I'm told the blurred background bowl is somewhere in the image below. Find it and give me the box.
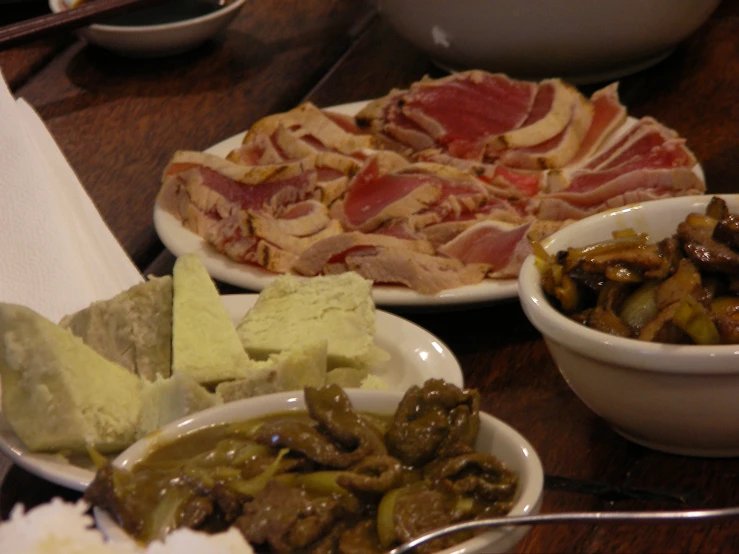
[48,0,246,57]
[518,194,739,457]
[378,0,721,83]
[97,388,544,554]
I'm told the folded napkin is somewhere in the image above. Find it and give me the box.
[0,72,143,323]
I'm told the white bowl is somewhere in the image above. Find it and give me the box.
[379,0,720,83]
[49,0,246,57]
[96,388,544,554]
[519,194,739,457]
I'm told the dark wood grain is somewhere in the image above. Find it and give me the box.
[4,0,739,551]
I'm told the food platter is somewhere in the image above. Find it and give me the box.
[154,101,706,309]
[0,294,462,491]
[153,100,522,308]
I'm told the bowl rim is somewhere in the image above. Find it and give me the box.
[106,388,544,554]
[518,194,739,374]
[48,0,246,32]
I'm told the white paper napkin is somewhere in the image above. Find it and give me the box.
[0,72,143,323]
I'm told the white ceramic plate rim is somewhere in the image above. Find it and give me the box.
[96,388,544,554]
[154,101,705,308]
[48,0,247,32]
[0,294,462,491]
[518,194,739,373]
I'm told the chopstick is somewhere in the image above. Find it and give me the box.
[0,0,171,50]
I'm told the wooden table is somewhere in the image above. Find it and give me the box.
[2,1,739,551]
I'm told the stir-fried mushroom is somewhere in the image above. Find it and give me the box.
[537,196,739,344]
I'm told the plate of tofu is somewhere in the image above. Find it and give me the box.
[0,256,463,491]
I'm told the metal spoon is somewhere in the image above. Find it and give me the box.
[389,506,739,554]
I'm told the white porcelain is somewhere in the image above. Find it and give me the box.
[48,0,246,57]
[519,194,739,457]
[0,293,462,490]
[378,0,721,83]
[96,388,544,554]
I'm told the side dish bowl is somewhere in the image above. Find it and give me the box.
[379,0,720,83]
[519,194,739,457]
[96,388,544,554]
[48,0,246,57]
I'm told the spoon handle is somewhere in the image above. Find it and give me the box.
[0,0,168,50]
[390,506,739,554]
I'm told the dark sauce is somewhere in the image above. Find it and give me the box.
[96,0,222,26]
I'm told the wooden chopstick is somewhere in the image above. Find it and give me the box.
[0,0,171,50]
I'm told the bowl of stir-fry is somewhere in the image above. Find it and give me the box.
[519,194,739,457]
[88,381,544,553]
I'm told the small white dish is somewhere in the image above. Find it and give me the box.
[0,293,463,490]
[96,388,544,554]
[519,194,739,457]
[48,0,246,57]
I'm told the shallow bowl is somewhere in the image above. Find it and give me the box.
[519,194,739,457]
[379,0,721,83]
[49,0,246,57]
[96,388,544,554]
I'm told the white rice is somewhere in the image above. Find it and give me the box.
[0,498,254,554]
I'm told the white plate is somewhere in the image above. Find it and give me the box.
[0,294,462,491]
[154,100,520,308]
[154,101,705,308]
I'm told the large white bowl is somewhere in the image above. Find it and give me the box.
[96,388,544,554]
[379,0,721,83]
[519,194,739,457]
[49,0,246,57]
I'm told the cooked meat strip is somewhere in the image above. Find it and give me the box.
[305,385,387,458]
[338,520,384,554]
[392,487,466,554]
[386,379,480,467]
[425,453,518,505]
[235,481,343,553]
[252,419,365,469]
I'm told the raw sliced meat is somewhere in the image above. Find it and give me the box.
[538,167,705,220]
[158,151,317,236]
[566,83,627,167]
[500,94,594,170]
[488,79,583,151]
[356,71,538,161]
